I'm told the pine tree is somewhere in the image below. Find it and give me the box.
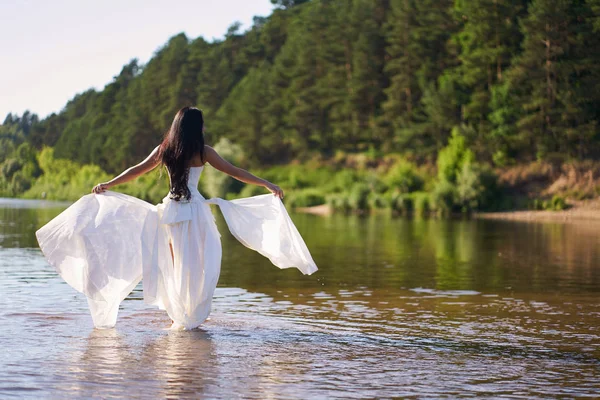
[453,0,529,157]
[509,0,599,159]
[345,0,388,149]
[381,0,457,153]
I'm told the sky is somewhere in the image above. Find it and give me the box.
[0,0,275,120]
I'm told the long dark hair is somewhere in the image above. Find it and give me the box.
[159,107,205,201]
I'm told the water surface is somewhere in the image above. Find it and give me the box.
[0,198,599,398]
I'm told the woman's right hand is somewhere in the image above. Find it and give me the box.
[92,182,111,194]
[265,182,284,199]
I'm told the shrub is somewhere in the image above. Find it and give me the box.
[529,196,567,211]
[492,150,508,167]
[24,148,113,200]
[437,127,475,183]
[550,195,567,211]
[431,180,457,216]
[286,189,326,208]
[1,158,21,179]
[364,172,388,194]
[326,193,351,213]
[0,139,15,163]
[10,171,31,194]
[456,161,483,211]
[20,161,42,180]
[413,192,431,216]
[347,183,370,211]
[328,169,360,193]
[391,193,414,215]
[455,161,501,212]
[385,159,423,193]
[368,192,390,210]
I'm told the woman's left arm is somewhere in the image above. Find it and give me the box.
[92,146,161,194]
[204,145,284,198]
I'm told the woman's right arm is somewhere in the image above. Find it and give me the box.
[92,146,161,194]
[204,145,284,198]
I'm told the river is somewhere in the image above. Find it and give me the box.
[0,198,598,398]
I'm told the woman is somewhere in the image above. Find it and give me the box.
[91,107,284,199]
[36,107,317,330]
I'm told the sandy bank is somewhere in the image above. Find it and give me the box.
[476,199,600,222]
[295,204,333,216]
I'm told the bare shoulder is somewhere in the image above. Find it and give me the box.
[150,145,161,158]
[143,145,161,163]
[203,145,217,161]
[204,145,215,154]
[202,145,238,173]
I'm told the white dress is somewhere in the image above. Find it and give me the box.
[35,166,318,329]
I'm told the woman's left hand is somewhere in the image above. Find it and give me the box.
[265,182,284,199]
[92,182,111,194]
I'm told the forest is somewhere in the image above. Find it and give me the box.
[1,0,599,214]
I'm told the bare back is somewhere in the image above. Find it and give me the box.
[188,147,207,168]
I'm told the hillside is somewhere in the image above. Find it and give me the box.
[1,0,599,214]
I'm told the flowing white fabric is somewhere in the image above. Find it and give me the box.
[35,166,317,329]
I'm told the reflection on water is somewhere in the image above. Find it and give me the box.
[0,198,598,398]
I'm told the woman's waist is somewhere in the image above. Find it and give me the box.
[162,187,204,203]
[158,189,210,225]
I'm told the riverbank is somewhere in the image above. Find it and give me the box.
[475,198,600,222]
[296,198,600,222]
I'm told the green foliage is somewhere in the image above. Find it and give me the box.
[347,183,371,211]
[391,193,414,215]
[238,184,268,198]
[0,121,43,196]
[202,138,245,198]
[327,170,361,193]
[23,148,110,200]
[384,160,423,193]
[431,180,457,216]
[271,0,310,8]
[456,161,486,211]
[2,0,598,174]
[261,164,338,191]
[381,0,457,152]
[433,128,501,212]
[452,0,528,149]
[363,172,388,194]
[326,193,351,213]
[368,192,390,210]
[413,192,432,216]
[488,83,522,164]
[4,0,599,173]
[508,0,600,160]
[285,188,326,208]
[530,195,568,211]
[550,195,568,211]
[119,168,168,203]
[16,147,165,202]
[10,171,31,193]
[1,159,21,179]
[2,0,600,212]
[437,127,475,183]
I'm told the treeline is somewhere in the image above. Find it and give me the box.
[1,0,599,210]
[6,0,600,172]
[0,112,571,215]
